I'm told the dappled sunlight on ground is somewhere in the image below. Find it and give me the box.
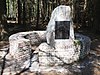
[0,31,100,75]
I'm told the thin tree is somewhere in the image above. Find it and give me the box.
[18,0,22,24]
[36,0,40,30]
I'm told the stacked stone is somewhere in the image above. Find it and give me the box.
[38,39,81,67]
[6,5,91,74]
[8,31,46,73]
[10,39,31,71]
[39,43,56,67]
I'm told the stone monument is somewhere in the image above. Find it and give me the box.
[39,5,78,66]
[6,5,91,74]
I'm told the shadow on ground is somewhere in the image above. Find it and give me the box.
[0,30,100,75]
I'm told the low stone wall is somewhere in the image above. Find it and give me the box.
[5,29,91,74]
[9,31,46,56]
[5,31,46,73]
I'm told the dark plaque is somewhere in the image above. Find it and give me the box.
[55,21,70,39]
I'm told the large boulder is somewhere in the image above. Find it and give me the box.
[46,5,74,47]
[9,31,46,56]
[7,31,46,72]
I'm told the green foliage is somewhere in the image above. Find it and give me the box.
[74,40,81,46]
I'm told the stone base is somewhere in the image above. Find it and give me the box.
[38,41,80,66]
[7,31,46,73]
[5,31,91,74]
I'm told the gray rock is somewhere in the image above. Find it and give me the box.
[38,5,91,66]
[25,32,41,46]
[8,31,46,72]
[7,5,91,74]
[46,5,74,46]
[75,33,91,59]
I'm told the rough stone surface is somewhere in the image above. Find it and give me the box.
[39,40,80,66]
[7,31,46,72]
[75,33,91,59]
[39,33,91,66]
[2,5,92,75]
[39,5,91,66]
[0,33,99,75]
[39,43,56,66]
[46,5,74,47]
[9,31,46,55]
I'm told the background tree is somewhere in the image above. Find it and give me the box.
[0,0,100,41]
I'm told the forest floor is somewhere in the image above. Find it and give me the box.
[0,29,100,75]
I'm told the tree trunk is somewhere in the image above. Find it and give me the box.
[23,1,26,26]
[36,0,40,30]
[18,0,21,24]
[0,0,7,24]
[93,0,100,32]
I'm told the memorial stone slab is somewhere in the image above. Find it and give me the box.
[7,5,91,74]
